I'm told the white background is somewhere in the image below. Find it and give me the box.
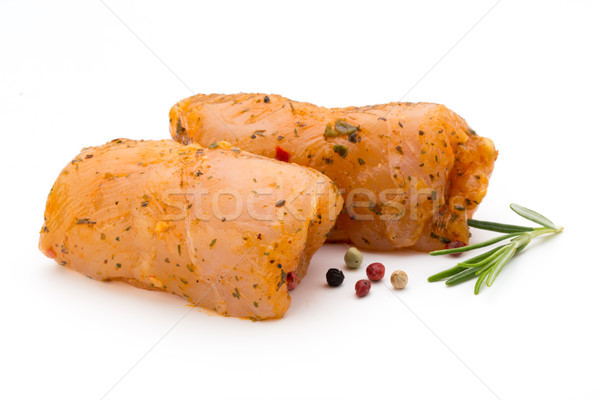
[1,1,599,399]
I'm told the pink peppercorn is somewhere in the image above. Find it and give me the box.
[286,271,297,291]
[445,241,467,257]
[366,262,385,281]
[355,279,371,297]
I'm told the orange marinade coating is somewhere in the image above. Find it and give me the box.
[40,139,342,319]
[170,93,497,251]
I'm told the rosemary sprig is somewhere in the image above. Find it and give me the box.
[428,204,563,294]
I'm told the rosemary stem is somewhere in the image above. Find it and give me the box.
[430,233,521,256]
[427,204,563,294]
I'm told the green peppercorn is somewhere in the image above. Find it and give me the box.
[344,247,363,269]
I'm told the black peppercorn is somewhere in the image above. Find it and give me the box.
[326,268,345,287]
[264,95,270,103]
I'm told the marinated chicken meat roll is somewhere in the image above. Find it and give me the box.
[39,139,342,319]
[169,93,497,251]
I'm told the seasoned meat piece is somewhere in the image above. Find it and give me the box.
[170,93,497,251]
[39,139,342,319]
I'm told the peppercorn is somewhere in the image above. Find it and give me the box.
[445,241,467,257]
[355,279,371,297]
[344,247,363,269]
[326,268,345,287]
[366,262,385,281]
[286,271,297,291]
[390,270,408,289]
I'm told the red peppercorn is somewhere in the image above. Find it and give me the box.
[366,262,385,281]
[355,279,371,297]
[275,146,290,162]
[445,241,467,257]
[286,271,297,291]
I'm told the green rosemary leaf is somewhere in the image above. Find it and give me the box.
[445,266,484,286]
[475,260,496,276]
[430,233,520,256]
[486,244,518,287]
[474,269,490,294]
[467,219,534,233]
[458,246,505,265]
[510,203,557,229]
[428,246,505,282]
[457,244,508,268]
[427,265,467,282]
